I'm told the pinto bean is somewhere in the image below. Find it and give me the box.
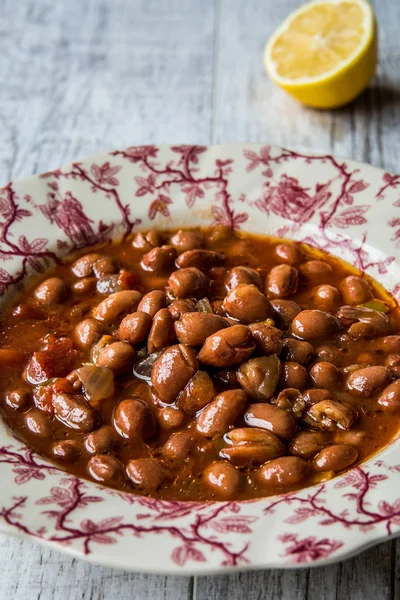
[141,245,177,274]
[220,428,285,467]
[52,393,97,431]
[340,275,372,304]
[162,431,196,461]
[274,243,303,265]
[273,388,305,418]
[151,344,198,403]
[306,400,357,430]
[175,312,228,346]
[167,299,197,320]
[280,361,308,389]
[314,444,358,472]
[93,290,142,323]
[281,338,313,364]
[249,324,283,356]
[225,266,263,292]
[147,308,176,353]
[289,431,332,459]
[222,284,272,324]
[372,335,400,354]
[266,264,298,298]
[170,230,204,253]
[92,256,118,278]
[302,388,332,406]
[176,249,224,270]
[72,277,96,295]
[202,461,242,499]
[213,368,239,387]
[156,406,186,430]
[310,362,341,390]
[25,410,53,436]
[97,341,136,373]
[34,277,66,307]
[72,254,117,278]
[5,388,30,410]
[74,318,103,348]
[85,426,118,454]
[257,456,310,487]
[198,325,255,367]
[300,260,332,284]
[315,344,345,367]
[244,403,297,440]
[126,458,167,492]
[168,267,209,299]
[385,354,400,377]
[52,439,82,462]
[114,398,156,439]
[88,455,124,483]
[138,290,166,318]
[196,389,246,436]
[237,355,281,400]
[118,311,152,345]
[270,299,301,329]
[132,230,161,251]
[291,310,339,341]
[177,370,216,414]
[312,285,341,310]
[334,430,366,446]
[377,379,400,409]
[346,366,391,397]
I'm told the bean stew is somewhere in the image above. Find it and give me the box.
[1,227,400,501]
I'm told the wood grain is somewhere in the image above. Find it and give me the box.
[0,0,399,597]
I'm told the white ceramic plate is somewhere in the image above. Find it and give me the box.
[0,144,400,573]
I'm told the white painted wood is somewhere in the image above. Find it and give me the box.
[0,0,399,597]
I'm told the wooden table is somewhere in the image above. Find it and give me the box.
[0,0,399,597]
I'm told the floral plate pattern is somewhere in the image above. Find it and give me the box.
[0,144,400,573]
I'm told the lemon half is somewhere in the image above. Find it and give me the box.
[264,0,377,108]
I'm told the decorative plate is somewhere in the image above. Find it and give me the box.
[0,144,399,573]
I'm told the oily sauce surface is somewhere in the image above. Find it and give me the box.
[0,227,399,501]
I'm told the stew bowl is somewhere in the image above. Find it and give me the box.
[0,144,399,573]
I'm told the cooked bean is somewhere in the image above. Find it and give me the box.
[167,299,196,320]
[72,254,116,278]
[52,393,97,431]
[74,318,103,348]
[141,245,177,274]
[85,426,117,454]
[220,428,285,466]
[346,365,391,397]
[213,368,239,387]
[170,230,204,253]
[237,355,281,400]
[274,243,303,265]
[281,338,313,364]
[244,403,297,440]
[126,458,167,492]
[119,311,152,345]
[225,266,262,292]
[168,267,209,299]
[340,275,372,305]
[266,264,298,298]
[377,379,400,409]
[302,388,333,406]
[291,309,339,341]
[196,389,246,436]
[175,312,228,346]
[198,324,255,367]
[177,370,216,414]
[337,305,390,336]
[5,388,30,410]
[34,277,66,307]
[310,362,340,390]
[114,398,156,439]
[314,445,358,472]
[92,256,118,278]
[202,461,242,498]
[270,299,301,329]
[273,388,305,418]
[162,431,196,461]
[385,353,400,372]
[147,308,176,353]
[25,410,53,436]
[334,430,366,446]
[315,344,345,367]
[132,230,161,251]
[257,456,310,487]
[151,344,198,403]
[93,290,142,323]
[280,361,308,389]
[306,400,357,430]
[176,249,224,270]
[138,290,166,318]
[312,285,341,310]
[52,439,81,461]
[249,324,283,356]
[373,335,400,354]
[72,277,96,295]
[97,341,135,373]
[289,431,331,459]
[300,260,332,284]
[156,406,186,430]
[88,455,124,483]
[223,284,272,324]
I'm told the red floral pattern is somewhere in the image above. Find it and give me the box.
[0,144,399,572]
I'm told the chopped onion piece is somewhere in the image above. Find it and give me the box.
[76,365,115,405]
[196,298,213,313]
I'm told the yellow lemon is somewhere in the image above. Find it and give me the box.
[264,0,377,109]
